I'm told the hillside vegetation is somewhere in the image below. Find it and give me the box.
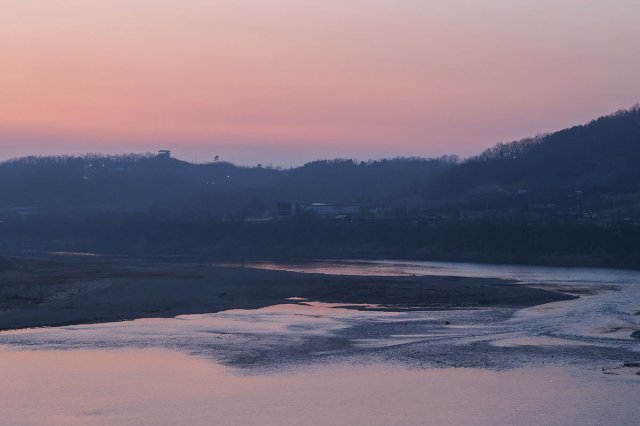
[1,106,640,268]
[427,105,640,198]
[0,155,453,216]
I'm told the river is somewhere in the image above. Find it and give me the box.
[1,260,638,425]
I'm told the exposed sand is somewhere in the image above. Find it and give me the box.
[0,255,575,331]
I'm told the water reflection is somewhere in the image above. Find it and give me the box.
[243,260,640,347]
[1,260,639,425]
[0,347,638,426]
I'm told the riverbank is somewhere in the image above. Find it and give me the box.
[0,255,575,331]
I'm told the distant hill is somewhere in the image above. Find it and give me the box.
[2,105,639,219]
[0,154,453,216]
[426,105,640,199]
[2,107,640,268]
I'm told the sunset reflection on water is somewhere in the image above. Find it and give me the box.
[1,347,637,426]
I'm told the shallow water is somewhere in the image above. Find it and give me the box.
[245,260,640,358]
[1,348,638,426]
[1,260,639,425]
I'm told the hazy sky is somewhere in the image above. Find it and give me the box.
[1,0,639,165]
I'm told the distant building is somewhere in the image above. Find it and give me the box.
[299,203,360,217]
[277,202,362,219]
[157,150,171,159]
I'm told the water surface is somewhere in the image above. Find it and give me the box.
[1,347,638,426]
[1,260,639,425]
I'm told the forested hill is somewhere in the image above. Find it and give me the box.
[426,105,640,198]
[2,107,640,267]
[0,155,453,216]
[1,105,640,219]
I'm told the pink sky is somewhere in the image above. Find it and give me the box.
[1,0,639,165]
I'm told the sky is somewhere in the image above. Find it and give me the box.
[1,0,639,166]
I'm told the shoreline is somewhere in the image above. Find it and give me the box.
[0,255,576,332]
[3,242,640,272]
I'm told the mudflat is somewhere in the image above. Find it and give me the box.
[0,255,575,331]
